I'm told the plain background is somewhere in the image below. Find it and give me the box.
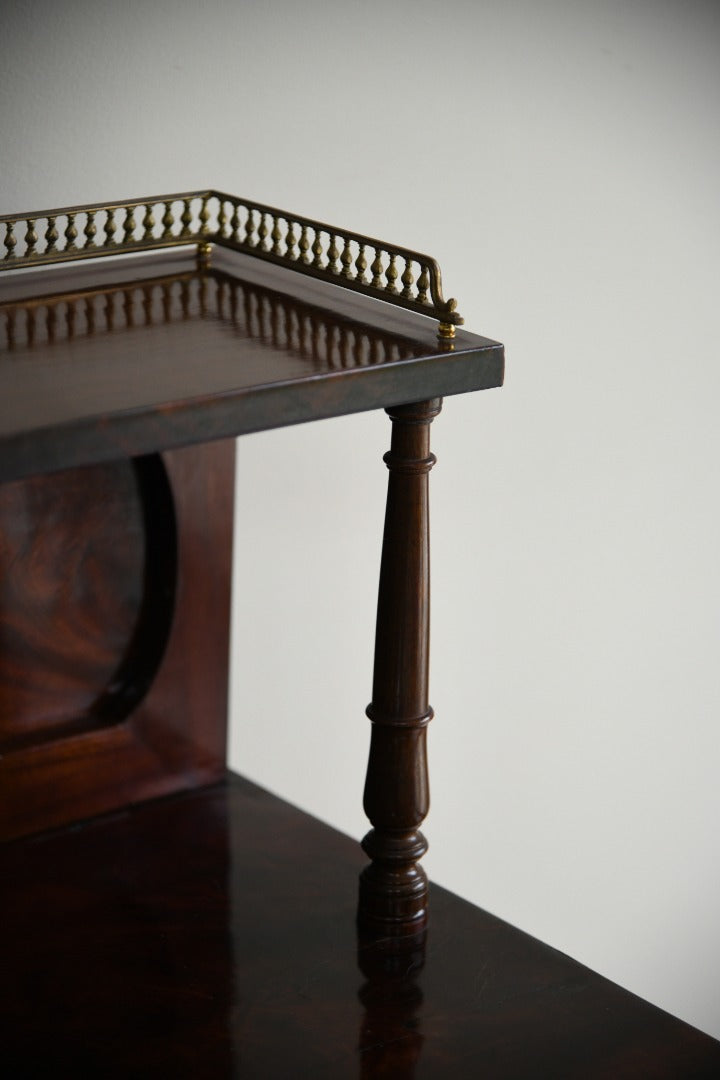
[2,0,719,1041]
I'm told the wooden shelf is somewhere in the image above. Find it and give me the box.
[3,193,716,1073]
[2,774,719,1078]
[0,248,502,483]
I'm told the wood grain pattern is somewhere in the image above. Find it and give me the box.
[0,440,234,840]
[0,460,146,750]
[2,775,719,1078]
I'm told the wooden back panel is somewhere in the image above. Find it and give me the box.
[0,439,235,840]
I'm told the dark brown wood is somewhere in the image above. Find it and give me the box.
[0,439,234,840]
[0,249,503,484]
[3,225,708,1074]
[2,775,719,1078]
[359,399,441,935]
[0,459,147,751]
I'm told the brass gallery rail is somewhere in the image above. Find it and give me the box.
[0,189,463,337]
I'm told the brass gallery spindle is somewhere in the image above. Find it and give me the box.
[104,210,115,246]
[123,207,136,244]
[65,214,78,249]
[356,243,367,283]
[417,264,430,304]
[25,219,38,257]
[197,197,212,268]
[358,398,442,936]
[162,202,174,240]
[4,222,16,259]
[327,233,340,274]
[230,202,241,243]
[217,201,228,241]
[340,236,353,278]
[46,216,59,252]
[257,212,268,250]
[199,196,211,237]
[245,208,255,246]
[385,253,398,293]
[181,199,193,238]
[286,219,296,260]
[84,212,96,249]
[271,216,282,255]
[312,229,323,268]
[370,249,383,288]
[142,204,155,242]
[299,224,310,263]
[401,258,414,298]
[0,189,465,336]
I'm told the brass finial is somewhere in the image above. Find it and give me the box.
[437,297,460,340]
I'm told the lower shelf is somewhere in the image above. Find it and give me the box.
[2,772,718,1078]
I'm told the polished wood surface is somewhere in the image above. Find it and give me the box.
[0,440,234,840]
[359,399,441,934]
[0,248,503,483]
[0,459,146,750]
[2,775,718,1079]
[4,218,704,1073]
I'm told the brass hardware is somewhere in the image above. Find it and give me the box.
[104,210,115,247]
[46,216,59,252]
[162,202,174,240]
[197,241,212,270]
[123,206,136,244]
[142,205,155,243]
[181,199,193,238]
[84,212,97,249]
[64,214,77,250]
[0,190,464,330]
[4,222,17,260]
[25,220,38,257]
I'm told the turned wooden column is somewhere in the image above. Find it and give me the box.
[358,397,442,935]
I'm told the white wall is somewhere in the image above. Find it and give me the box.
[3,0,719,1040]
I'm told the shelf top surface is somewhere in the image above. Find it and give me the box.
[0,246,503,482]
[2,775,719,1077]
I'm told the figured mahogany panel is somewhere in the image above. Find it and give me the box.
[0,439,234,840]
[0,457,174,753]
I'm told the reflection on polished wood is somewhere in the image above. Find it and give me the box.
[3,777,719,1078]
[0,269,420,369]
[358,931,426,1079]
[0,251,503,485]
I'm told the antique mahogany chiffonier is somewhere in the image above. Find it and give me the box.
[1,191,718,1076]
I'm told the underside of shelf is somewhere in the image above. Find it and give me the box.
[2,773,719,1079]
